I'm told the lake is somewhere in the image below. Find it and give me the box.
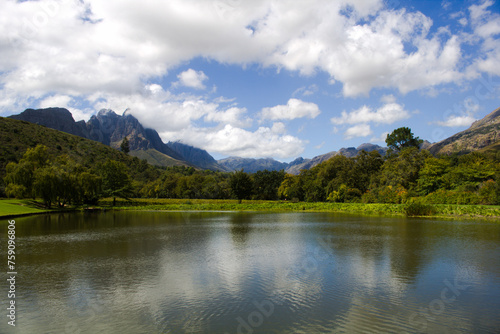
[1,211,499,333]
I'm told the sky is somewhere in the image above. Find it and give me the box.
[1,0,500,162]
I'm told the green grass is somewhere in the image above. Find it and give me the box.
[98,198,500,219]
[2,198,499,220]
[0,199,52,217]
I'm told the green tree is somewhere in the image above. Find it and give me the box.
[120,137,130,154]
[372,147,431,191]
[230,170,253,203]
[278,174,303,201]
[352,150,384,193]
[417,157,451,195]
[386,127,423,152]
[252,170,285,200]
[4,144,50,199]
[78,171,102,205]
[32,166,59,208]
[100,159,133,206]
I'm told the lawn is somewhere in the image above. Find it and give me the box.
[0,199,52,218]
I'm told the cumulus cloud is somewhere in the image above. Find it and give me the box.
[260,98,320,120]
[332,96,411,139]
[344,124,373,139]
[1,0,496,106]
[434,96,479,128]
[436,115,477,127]
[174,69,209,89]
[331,98,411,125]
[203,106,252,128]
[468,0,500,76]
[160,123,305,159]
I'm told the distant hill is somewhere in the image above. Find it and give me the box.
[166,141,228,171]
[0,117,161,184]
[285,144,388,174]
[428,107,500,155]
[218,157,288,173]
[9,108,226,170]
[218,144,388,174]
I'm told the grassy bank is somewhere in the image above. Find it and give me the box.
[100,198,500,219]
[0,199,54,218]
[2,198,499,220]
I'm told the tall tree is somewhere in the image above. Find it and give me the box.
[100,159,133,206]
[229,170,253,203]
[120,137,130,154]
[386,127,423,152]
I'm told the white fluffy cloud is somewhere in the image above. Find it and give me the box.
[175,69,209,89]
[436,115,477,127]
[331,98,411,125]
[260,98,320,120]
[468,0,500,76]
[344,124,373,139]
[332,96,411,139]
[160,123,305,159]
[1,0,497,103]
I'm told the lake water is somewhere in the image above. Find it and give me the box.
[1,211,499,333]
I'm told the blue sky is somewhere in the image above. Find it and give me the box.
[1,0,500,161]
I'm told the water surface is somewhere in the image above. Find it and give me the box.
[1,211,499,333]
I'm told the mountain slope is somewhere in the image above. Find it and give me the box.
[0,117,161,184]
[428,107,500,155]
[129,149,188,167]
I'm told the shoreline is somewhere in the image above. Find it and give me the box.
[2,198,499,220]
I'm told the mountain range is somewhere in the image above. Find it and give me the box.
[10,108,222,171]
[7,106,500,174]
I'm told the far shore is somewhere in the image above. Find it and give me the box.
[1,198,500,220]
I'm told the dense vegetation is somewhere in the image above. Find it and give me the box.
[0,116,161,188]
[2,124,500,210]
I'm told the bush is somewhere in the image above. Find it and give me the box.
[478,180,499,205]
[405,202,437,217]
[424,189,480,205]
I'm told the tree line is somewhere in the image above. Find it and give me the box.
[3,127,500,207]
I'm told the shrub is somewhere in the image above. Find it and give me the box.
[478,180,499,205]
[424,189,480,205]
[405,202,437,216]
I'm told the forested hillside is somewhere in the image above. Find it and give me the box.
[0,117,161,192]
